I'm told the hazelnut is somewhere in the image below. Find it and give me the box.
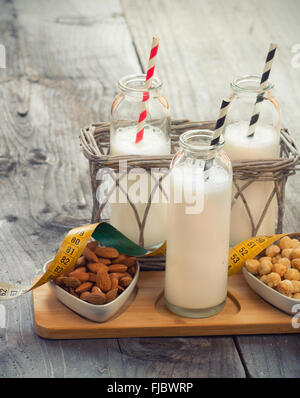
[258,259,272,275]
[291,280,300,293]
[279,236,294,250]
[284,268,300,281]
[272,263,287,277]
[278,257,291,268]
[260,272,281,288]
[260,275,268,284]
[291,248,300,260]
[291,258,300,271]
[245,259,260,275]
[276,280,294,296]
[292,239,300,248]
[265,244,280,258]
[281,248,294,259]
[272,254,282,264]
[259,256,272,263]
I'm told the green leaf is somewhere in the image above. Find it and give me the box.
[92,222,147,257]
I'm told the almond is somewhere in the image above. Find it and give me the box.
[119,275,132,287]
[88,272,96,282]
[106,288,118,303]
[55,276,64,286]
[87,241,99,251]
[110,275,119,289]
[68,271,89,283]
[95,247,119,259]
[62,277,81,288]
[80,291,91,301]
[87,262,108,273]
[75,281,93,294]
[68,268,85,277]
[108,264,128,273]
[92,286,103,294]
[109,272,126,280]
[69,287,79,298]
[96,257,111,265]
[75,256,86,267]
[87,292,106,305]
[118,285,125,293]
[127,266,136,276]
[66,266,75,274]
[70,266,86,274]
[83,247,98,263]
[96,270,111,292]
[123,256,136,267]
[112,254,128,264]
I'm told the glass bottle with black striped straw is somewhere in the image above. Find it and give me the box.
[165,127,232,318]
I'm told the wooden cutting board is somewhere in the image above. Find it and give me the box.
[33,271,299,339]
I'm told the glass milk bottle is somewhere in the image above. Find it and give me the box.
[224,76,280,247]
[165,130,232,318]
[109,74,171,248]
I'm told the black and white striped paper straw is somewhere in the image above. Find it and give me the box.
[211,98,231,145]
[204,98,230,171]
[247,43,277,137]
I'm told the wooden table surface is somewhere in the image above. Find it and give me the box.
[0,0,300,378]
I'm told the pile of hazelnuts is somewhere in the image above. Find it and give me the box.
[245,236,300,299]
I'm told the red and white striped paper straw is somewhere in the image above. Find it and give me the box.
[135,36,160,144]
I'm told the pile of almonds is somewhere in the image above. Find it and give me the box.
[54,241,136,305]
[245,236,300,299]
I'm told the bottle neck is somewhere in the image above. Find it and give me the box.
[118,74,162,100]
[231,75,274,98]
[178,129,224,161]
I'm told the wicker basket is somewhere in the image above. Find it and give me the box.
[80,120,299,266]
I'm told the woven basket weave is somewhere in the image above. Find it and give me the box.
[80,120,299,266]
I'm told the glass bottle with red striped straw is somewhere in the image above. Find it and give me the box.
[109,73,171,248]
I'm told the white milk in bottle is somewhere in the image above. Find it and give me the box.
[165,130,232,318]
[109,124,170,247]
[224,76,280,246]
[224,121,279,246]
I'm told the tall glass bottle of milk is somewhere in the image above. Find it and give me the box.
[109,74,171,248]
[224,76,280,246]
[165,130,232,318]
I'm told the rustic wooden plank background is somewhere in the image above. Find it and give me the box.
[0,0,299,378]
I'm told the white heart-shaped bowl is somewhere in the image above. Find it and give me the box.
[43,259,140,322]
[242,267,300,315]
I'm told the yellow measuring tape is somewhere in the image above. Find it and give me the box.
[228,233,300,276]
[0,223,98,300]
[0,221,297,300]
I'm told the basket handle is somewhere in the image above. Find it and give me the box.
[80,125,102,157]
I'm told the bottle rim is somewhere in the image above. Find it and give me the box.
[231,75,274,94]
[118,74,162,94]
[179,129,225,154]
